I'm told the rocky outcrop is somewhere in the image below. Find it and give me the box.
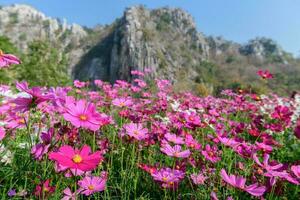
[73,6,211,83]
[239,37,288,63]
[0,4,87,68]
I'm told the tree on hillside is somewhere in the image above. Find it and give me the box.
[18,41,71,86]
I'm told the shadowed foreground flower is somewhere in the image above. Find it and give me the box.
[34,179,55,198]
[0,50,21,68]
[220,169,266,197]
[49,145,103,172]
[78,173,107,196]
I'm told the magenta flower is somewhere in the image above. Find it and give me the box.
[220,169,266,197]
[164,132,184,144]
[73,80,86,88]
[252,153,283,172]
[185,134,201,149]
[123,122,149,140]
[294,120,300,139]
[190,172,207,185]
[63,97,103,131]
[0,50,21,68]
[151,167,185,188]
[34,179,55,198]
[291,165,300,179]
[78,174,107,196]
[61,187,79,200]
[31,144,50,160]
[112,97,133,108]
[0,127,5,141]
[202,144,221,163]
[271,105,292,123]
[257,69,273,79]
[160,143,190,158]
[49,145,103,172]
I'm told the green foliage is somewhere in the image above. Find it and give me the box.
[0,36,20,84]
[141,28,155,42]
[156,12,172,31]
[18,41,71,86]
[9,12,18,24]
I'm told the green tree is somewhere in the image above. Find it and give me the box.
[18,41,71,86]
[0,36,20,84]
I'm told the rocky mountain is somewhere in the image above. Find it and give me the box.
[0,4,299,94]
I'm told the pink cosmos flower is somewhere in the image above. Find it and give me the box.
[294,119,300,139]
[220,169,266,197]
[0,127,5,141]
[49,145,103,172]
[160,143,190,158]
[252,153,283,172]
[112,97,133,108]
[0,50,21,68]
[63,97,103,131]
[78,173,107,196]
[202,144,221,163]
[271,105,292,125]
[34,179,55,198]
[131,70,145,77]
[257,69,273,79]
[31,144,50,160]
[12,82,51,112]
[61,187,79,200]
[190,172,207,185]
[164,132,184,144]
[73,80,86,88]
[185,134,201,150]
[291,165,300,179]
[123,122,149,140]
[151,167,185,188]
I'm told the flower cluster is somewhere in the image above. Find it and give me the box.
[0,56,299,199]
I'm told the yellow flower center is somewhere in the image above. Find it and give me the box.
[88,185,94,190]
[120,102,125,107]
[162,177,168,182]
[72,154,82,163]
[208,151,214,157]
[79,114,87,121]
[18,118,25,124]
[0,50,3,56]
[133,130,139,135]
[43,187,49,192]
[9,103,16,108]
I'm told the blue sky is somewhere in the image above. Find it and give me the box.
[1,0,300,55]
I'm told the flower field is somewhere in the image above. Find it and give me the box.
[0,53,299,199]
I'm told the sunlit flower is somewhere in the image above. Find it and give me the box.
[63,97,103,131]
[49,145,103,172]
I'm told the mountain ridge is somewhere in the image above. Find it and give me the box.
[0,4,299,95]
